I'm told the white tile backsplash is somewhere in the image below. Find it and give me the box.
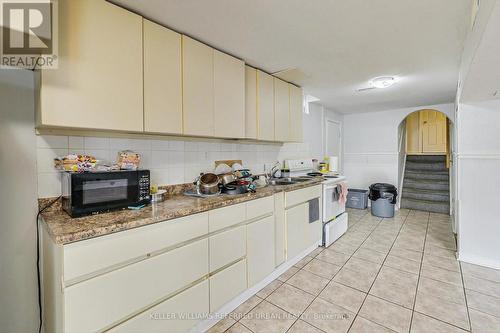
[35,134,312,198]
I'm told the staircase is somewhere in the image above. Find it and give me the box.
[401,155,450,214]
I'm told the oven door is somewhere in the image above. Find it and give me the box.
[322,183,346,222]
[70,171,139,217]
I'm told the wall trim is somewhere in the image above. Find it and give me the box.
[457,154,500,159]
[344,152,398,156]
[458,252,500,271]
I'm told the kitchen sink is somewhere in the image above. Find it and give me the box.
[268,178,297,186]
[268,177,313,186]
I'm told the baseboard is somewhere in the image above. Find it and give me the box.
[190,242,321,333]
[458,252,500,270]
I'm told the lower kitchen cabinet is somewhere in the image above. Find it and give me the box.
[64,239,208,332]
[209,225,246,272]
[247,216,275,287]
[285,203,309,260]
[209,259,247,311]
[274,192,286,266]
[109,280,209,333]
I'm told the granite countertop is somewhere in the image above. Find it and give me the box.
[41,178,323,245]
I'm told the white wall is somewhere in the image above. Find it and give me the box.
[456,100,500,269]
[343,103,454,189]
[0,70,39,333]
[302,103,344,169]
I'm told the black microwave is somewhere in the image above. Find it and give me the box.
[62,170,151,217]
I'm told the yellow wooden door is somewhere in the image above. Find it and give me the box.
[405,112,421,154]
[421,110,447,154]
[143,19,182,134]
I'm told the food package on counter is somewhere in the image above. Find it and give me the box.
[116,150,141,170]
[54,154,97,172]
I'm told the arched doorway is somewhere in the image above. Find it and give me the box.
[398,109,453,215]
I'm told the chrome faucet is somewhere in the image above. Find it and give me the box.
[269,161,281,179]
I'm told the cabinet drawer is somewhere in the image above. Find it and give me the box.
[246,196,274,220]
[64,239,208,333]
[209,203,246,232]
[109,280,209,333]
[209,226,246,272]
[285,185,321,208]
[63,213,208,282]
[209,259,247,311]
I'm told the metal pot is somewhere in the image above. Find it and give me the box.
[219,172,237,186]
[197,173,220,195]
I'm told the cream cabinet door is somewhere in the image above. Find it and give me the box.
[109,280,209,333]
[289,84,303,142]
[209,259,247,311]
[143,19,182,134]
[257,70,275,141]
[247,216,275,287]
[214,50,245,138]
[274,192,286,266]
[182,36,214,136]
[274,78,290,142]
[285,203,308,260]
[64,239,208,333]
[245,66,258,139]
[209,226,246,272]
[38,0,143,131]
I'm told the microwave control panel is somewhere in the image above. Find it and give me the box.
[138,171,151,202]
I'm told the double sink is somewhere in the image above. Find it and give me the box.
[268,177,314,186]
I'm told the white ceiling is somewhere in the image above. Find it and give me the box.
[113,0,472,113]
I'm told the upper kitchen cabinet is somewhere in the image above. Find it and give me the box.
[256,70,275,141]
[37,0,143,132]
[245,66,258,139]
[289,84,303,142]
[143,19,182,135]
[214,50,245,138]
[182,36,214,137]
[274,78,290,142]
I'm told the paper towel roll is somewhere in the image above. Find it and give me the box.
[328,156,339,172]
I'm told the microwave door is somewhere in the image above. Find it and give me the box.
[82,179,129,205]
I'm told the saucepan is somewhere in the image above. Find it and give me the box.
[196,173,220,195]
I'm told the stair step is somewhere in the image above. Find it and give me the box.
[406,161,448,172]
[406,155,446,163]
[405,171,449,181]
[402,188,449,202]
[401,198,450,214]
[404,179,449,191]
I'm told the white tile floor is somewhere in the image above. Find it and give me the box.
[208,208,500,333]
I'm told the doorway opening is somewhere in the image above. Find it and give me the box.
[398,109,453,215]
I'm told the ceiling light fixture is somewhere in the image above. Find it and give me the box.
[371,76,397,89]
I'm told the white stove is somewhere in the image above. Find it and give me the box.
[283,159,349,247]
[321,175,348,247]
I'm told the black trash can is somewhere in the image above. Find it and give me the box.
[369,183,398,218]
